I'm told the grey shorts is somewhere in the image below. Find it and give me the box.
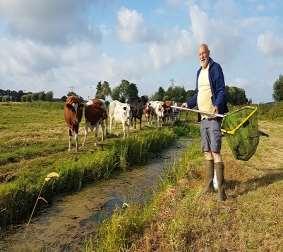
[200,119,222,153]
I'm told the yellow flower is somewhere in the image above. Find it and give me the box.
[45,172,60,182]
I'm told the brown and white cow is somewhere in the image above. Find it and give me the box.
[82,98,107,147]
[143,102,155,125]
[162,100,173,124]
[64,96,84,152]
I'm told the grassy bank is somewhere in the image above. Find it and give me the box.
[0,102,198,230]
[0,127,178,230]
[85,125,201,251]
[87,119,283,251]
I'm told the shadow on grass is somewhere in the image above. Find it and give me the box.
[226,170,283,198]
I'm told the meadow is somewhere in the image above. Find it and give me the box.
[0,101,193,230]
[85,102,283,251]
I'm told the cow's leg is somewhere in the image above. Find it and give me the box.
[104,118,108,136]
[122,122,126,138]
[134,117,136,129]
[75,133,78,152]
[139,117,142,130]
[127,122,130,136]
[94,124,99,146]
[101,121,105,142]
[109,116,112,134]
[82,125,88,147]
[68,129,72,152]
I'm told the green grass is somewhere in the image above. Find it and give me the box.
[257,101,283,121]
[0,127,176,229]
[86,113,283,251]
[86,126,201,252]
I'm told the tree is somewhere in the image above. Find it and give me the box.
[38,91,46,101]
[45,91,53,101]
[273,75,283,101]
[151,86,165,101]
[225,86,248,105]
[110,80,138,102]
[32,92,39,101]
[21,95,27,102]
[165,86,188,102]
[111,86,120,101]
[95,81,104,99]
[26,94,32,102]
[61,95,67,102]
[101,81,111,98]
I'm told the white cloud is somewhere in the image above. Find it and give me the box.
[257,32,283,57]
[0,36,158,98]
[0,0,101,44]
[117,7,148,43]
[148,29,193,69]
[189,4,242,63]
[116,7,161,44]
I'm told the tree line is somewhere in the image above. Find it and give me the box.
[105,81,250,105]
[4,74,283,104]
[0,89,53,102]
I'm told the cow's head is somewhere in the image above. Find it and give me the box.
[65,95,83,122]
[157,104,164,117]
[122,105,131,125]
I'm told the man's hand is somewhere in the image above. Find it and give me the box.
[214,106,219,114]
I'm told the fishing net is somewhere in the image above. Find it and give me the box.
[221,106,259,161]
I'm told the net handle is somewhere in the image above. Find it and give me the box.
[171,106,225,118]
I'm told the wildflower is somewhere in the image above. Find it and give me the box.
[45,172,59,182]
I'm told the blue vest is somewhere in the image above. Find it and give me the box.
[187,58,228,115]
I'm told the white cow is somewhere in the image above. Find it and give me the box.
[172,101,180,121]
[109,100,131,138]
[149,101,164,127]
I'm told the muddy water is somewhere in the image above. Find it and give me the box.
[0,138,190,251]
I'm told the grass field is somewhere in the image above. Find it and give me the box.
[1,101,282,251]
[0,101,189,230]
[86,102,283,251]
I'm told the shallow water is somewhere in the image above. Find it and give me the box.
[0,138,190,251]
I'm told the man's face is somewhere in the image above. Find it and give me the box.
[199,46,210,68]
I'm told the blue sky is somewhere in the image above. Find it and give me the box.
[0,0,283,102]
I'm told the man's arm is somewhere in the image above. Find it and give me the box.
[213,64,225,109]
[186,93,197,108]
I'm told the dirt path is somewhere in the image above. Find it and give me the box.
[131,121,283,251]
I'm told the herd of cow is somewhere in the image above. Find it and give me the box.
[64,95,181,151]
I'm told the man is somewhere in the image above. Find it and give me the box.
[187,44,228,201]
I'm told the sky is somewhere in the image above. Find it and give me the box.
[0,0,283,102]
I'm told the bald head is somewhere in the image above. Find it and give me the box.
[199,44,210,69]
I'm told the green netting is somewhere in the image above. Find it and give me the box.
[221,106,259,161]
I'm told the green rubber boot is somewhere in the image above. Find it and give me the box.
[215,162,227,201]
[203,160,215,193]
